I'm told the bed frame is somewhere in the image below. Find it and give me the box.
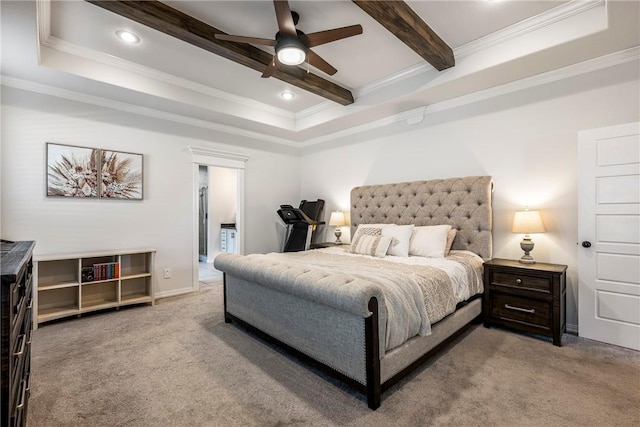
[216,176,493,409]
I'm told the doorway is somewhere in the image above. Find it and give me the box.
[190,146,248,291]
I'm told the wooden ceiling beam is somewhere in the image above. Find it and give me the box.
[352,0,454,71]
[86,1,355,105]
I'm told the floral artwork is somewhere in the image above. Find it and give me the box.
[47,143,99,198]
[100,150,143,199]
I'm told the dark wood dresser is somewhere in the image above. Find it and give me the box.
[483,258,567,346]
[1,240,35,426]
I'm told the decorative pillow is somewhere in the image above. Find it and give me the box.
[351,225,383,242]
[382,224,414,257]
[445,229,457,256]
[409,224,452,258]
[350,234,392,258]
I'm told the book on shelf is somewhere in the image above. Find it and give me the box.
[90,262,120,281]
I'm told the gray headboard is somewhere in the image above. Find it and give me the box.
[350,176,493,260]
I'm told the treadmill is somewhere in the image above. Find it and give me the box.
[277,199,325,252]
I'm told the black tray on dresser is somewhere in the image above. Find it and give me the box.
[1,240,35,427]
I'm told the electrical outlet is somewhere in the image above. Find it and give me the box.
[164,268,171,279]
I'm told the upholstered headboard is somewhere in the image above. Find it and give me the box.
[350,176,493,260]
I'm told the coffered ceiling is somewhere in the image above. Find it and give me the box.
[1,1,638,147]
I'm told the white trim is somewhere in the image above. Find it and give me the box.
[188,146,249,168]
[566,323,578,335]
[303,0,606,117]
[36,1,296,123]
[454,0,606,59]
[4,47,636,150]
[34,0,607,131]
[155,287,193,300]
[299,47,640,147]
[0,75,299,147]
[190,149,246,292]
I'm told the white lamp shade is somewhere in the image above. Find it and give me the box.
[512,210,545,234]
[329,211,346,227]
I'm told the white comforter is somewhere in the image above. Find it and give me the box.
[252,248,484,351]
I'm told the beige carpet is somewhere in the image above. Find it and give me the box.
[28,284,640,426]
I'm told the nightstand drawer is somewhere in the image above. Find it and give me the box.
[492,271,551,293]
[491,293,551,329]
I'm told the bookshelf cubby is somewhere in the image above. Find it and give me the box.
[34,249,155,327]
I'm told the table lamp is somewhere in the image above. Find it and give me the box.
[329,211,346,244]
[512,208,545,264]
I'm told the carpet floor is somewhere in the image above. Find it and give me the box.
[27,283,640,426]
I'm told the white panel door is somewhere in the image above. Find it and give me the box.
[578,122,640,350]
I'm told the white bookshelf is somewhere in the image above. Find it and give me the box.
[34,249,155,328]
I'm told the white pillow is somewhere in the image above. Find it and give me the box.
[350,234,392,258]
[382,224,414,257]
[409,225,452,258]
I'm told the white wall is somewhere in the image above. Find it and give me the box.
[1,87,300,297]
[299,61,640,331]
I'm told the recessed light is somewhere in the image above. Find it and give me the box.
[280,91,295,101]
[116,30,140,44]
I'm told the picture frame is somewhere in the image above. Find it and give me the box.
[99,149,143,200]
[46,143,100,198]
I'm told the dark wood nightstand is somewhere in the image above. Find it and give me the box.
[309,242,344,249]
[483,258,567,346]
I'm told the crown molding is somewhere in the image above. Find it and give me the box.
[5,46,635,151]
[4,46,634,151]
[300,46,639,148]
[296,0,606,122]
[36,0,296,124]
[1,75,299,147]
[455,0,605,59]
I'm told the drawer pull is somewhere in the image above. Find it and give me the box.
[516,278,522,284]
[16,380,27,410]
[14,334,26,357]
[505,304,535,314]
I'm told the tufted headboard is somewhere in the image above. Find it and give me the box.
[350,176,493,260]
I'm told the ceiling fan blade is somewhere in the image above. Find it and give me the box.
[305,25,363,47]
[273,0,297,37]
[214,34,276,47]
[306,50,337,76]
[261,56,278,78]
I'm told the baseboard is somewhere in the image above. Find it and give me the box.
[155,287,193,300]
[566,323,578,335]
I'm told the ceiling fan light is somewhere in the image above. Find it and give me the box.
[277,46,306,66]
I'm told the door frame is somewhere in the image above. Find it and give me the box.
[190,146,248,291]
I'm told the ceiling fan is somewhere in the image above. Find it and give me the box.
[214,0,363,78]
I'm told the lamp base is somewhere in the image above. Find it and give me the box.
[518,255,536,264]
[334,228,342,244]
[519,235,536,264]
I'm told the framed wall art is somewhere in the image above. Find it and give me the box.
[99,149,143,200]
[46,143,100,198]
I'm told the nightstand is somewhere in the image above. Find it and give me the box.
[483,258,567,346]
[309,242,344,249]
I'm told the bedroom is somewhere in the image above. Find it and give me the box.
[1,0,638,425]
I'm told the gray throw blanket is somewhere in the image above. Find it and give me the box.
[239,249,483,351]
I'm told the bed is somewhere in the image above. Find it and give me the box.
[214,176,493,409]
